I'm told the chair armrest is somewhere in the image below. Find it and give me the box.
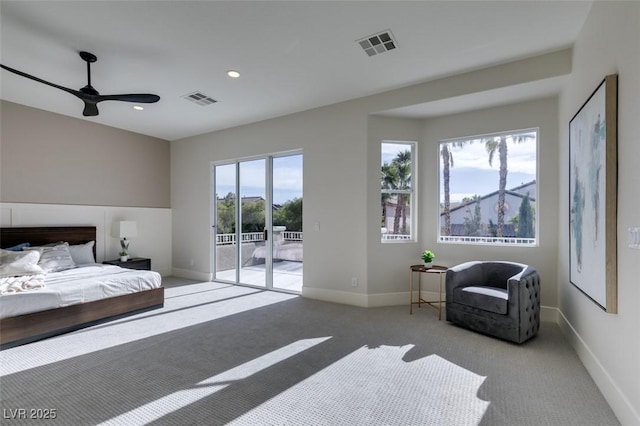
[507,266,539,301]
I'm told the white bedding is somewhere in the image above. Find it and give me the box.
[0,264,162,320]
[0,274,46,294]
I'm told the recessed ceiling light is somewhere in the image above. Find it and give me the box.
[133,105,144,111]
[227,70,240,78]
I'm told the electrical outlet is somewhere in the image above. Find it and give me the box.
[628,227,640,249]
[351,277,358,287]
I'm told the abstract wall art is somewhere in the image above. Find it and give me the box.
[569,74,618,313]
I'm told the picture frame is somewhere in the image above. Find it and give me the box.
[569,74,618,313]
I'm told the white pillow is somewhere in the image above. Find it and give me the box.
[0,249,45,277]
[68,240,96,265]
[24,243,76,273]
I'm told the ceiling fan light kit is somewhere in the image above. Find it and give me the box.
[0,51,160,117]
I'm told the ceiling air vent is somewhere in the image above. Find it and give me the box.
[182,91,218,106]
[357,30,397,57]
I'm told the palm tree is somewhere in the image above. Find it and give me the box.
[485,137,507,236]
[440,141,466,235]
[381,164,395,230]
[441,143,453,235]
[381,150,411,235]
[485,133,534,237]
[392,150,411,234]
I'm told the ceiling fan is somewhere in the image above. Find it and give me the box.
[0,51,160,116]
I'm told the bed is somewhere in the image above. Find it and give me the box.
[0,226,164,349]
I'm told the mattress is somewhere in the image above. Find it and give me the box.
[0,264,162,320]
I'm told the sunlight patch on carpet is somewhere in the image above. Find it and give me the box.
[228,345,490,426]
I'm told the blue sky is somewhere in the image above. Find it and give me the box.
[215,154,303,205]
[441,135,536,203]
[381,142,411,166]
[381,135,537,203]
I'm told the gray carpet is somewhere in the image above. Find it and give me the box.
[0,280,620,425]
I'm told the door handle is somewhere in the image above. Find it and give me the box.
[263,228,268,241]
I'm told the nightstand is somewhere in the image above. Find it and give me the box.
[103,257,151,271]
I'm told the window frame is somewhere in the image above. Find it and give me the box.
[437,128,539,247]
[381,140,417,244]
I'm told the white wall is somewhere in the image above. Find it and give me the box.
[172,50,572,307]
[366,116,423,306]
[558,2,640,424]
[171,102,370,302]
[1,203,172,276]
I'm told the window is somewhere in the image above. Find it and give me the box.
[381,141,416,242]
[439,129,538,246]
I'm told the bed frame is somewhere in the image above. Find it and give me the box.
[0,226,164,349]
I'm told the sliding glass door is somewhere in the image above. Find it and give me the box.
[212,153,302,293]
[272,154,303,291]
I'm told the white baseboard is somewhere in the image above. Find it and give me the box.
[172,267,212,282]
[367,291,412,307]
[301,286,368,307]
[302,289,563,323]
[303,289,442,308]
[558,309,640,426]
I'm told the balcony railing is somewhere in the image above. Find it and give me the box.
[381,234,412,241]
[216,232,303,245]
[283,231,303,241]
[439,236,536,245]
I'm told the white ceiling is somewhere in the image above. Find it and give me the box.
[0,1,592,141]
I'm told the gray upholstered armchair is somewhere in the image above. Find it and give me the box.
[445,261,540,343]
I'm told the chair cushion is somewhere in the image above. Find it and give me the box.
[454,285,508,314]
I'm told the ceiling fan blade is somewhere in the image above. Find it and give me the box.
[98,93,160,103]
[82,102,99,117]
[2,53,160,118]
[0,63,81,98]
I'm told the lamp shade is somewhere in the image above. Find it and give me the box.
[116,221,138,239]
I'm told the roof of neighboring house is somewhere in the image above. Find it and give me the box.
[509,180,536,195]
[241,196,265,203]
[442,180,536,216]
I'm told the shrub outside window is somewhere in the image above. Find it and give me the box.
[381,141,416,243]
[439,129,538,246]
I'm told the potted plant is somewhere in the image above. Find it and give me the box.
[119,250,129,262]
[119,238,130,261]
[421,250,435,268]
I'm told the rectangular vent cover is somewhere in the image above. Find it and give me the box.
[357,30,397,57]
[182,91,218,106]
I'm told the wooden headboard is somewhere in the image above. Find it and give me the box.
[0,226,97,257]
